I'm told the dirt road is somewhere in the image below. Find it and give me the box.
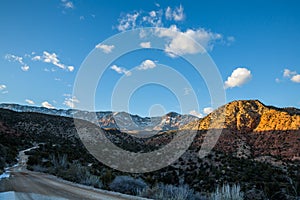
[0,147,149,200]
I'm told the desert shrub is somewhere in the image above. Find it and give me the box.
[59,161,102,188]
[101,169,114,189]
[27,154,39,166]
[80,171,103,188]
[30,165,48,172]
[109,175,147,195]
[210,183,244,200]
[138,183,203,200]
[49,154,68,169]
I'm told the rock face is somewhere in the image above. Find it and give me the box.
[184,100,300,131]
[183,100,300,161]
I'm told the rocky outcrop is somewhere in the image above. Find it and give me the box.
[183,100,300,162]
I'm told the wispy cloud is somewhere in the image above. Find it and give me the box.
[183,87,192,96]
[224,67,252,89]
[0,84,8,94]
[4,54,30,71]
[61,0,74,9]
[32,51,74,72]
[138,59,157,70]
[32,55,41,61]
[25,99,35,105]
[0,84,7,90]
[190,107,213,118]
[110,65,131,76]
[275,78,281,83]
[140,42,151,48]
[41,101,55,109]
[117,5,186,32]
[189,110,203,118]
[21,65,30,71]
[117,12,140,31]
[283,69,297,77]
[95,44,115,53]
[116,5,231,56]
[63,95,79,108]
[203,107,213,115]
[43,51,65,69]
[165,7,172,20]
[165,5,184,21]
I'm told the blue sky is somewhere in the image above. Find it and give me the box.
[0,0,300,117]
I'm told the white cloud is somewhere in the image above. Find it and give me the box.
[172,5,184,21]
[41,101,55,109]
[0,84,7,90]
[283,68,300,83]
[95,44,115,53]
[227,36,235,42]
[149,11,156,17]
[275,78,281,83]
[110,65,131,76]
[291,74,300,83]
[115,5,229,55]
[164,5,185,21]
[283,69,297,77]
[5,54,23,63]
[165,5,184,21]
[165,7,172,20]
[61,0,74,9]
[25,99,35,105]
[138,59,156,70]
[32,51,74,72]
[0,84,7,94]
[140,42,151,48]
[224,68,252,89]
[116,5,228,55]
[79,16,85,20]
[21,65,30,71]
[63,96,79,108]
[43,51,63,68]
[203,107,213,115]
[142,10,163,27]
[5,54,30,71]
[189,110,203,118]
[183,87,192,95]
[117,12,140,31]
[32,55,41,61]
[139,29,147,38]
[156,25,222,56]
[67,66,74,72]
[117,5,185,32]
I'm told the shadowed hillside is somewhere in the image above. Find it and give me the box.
[0,100,299,199]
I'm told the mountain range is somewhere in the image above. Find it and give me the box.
[0,100,299,199]
[0,103,198,136]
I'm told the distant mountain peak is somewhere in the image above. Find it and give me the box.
[0,103,198,135]
[183,99,300,132]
